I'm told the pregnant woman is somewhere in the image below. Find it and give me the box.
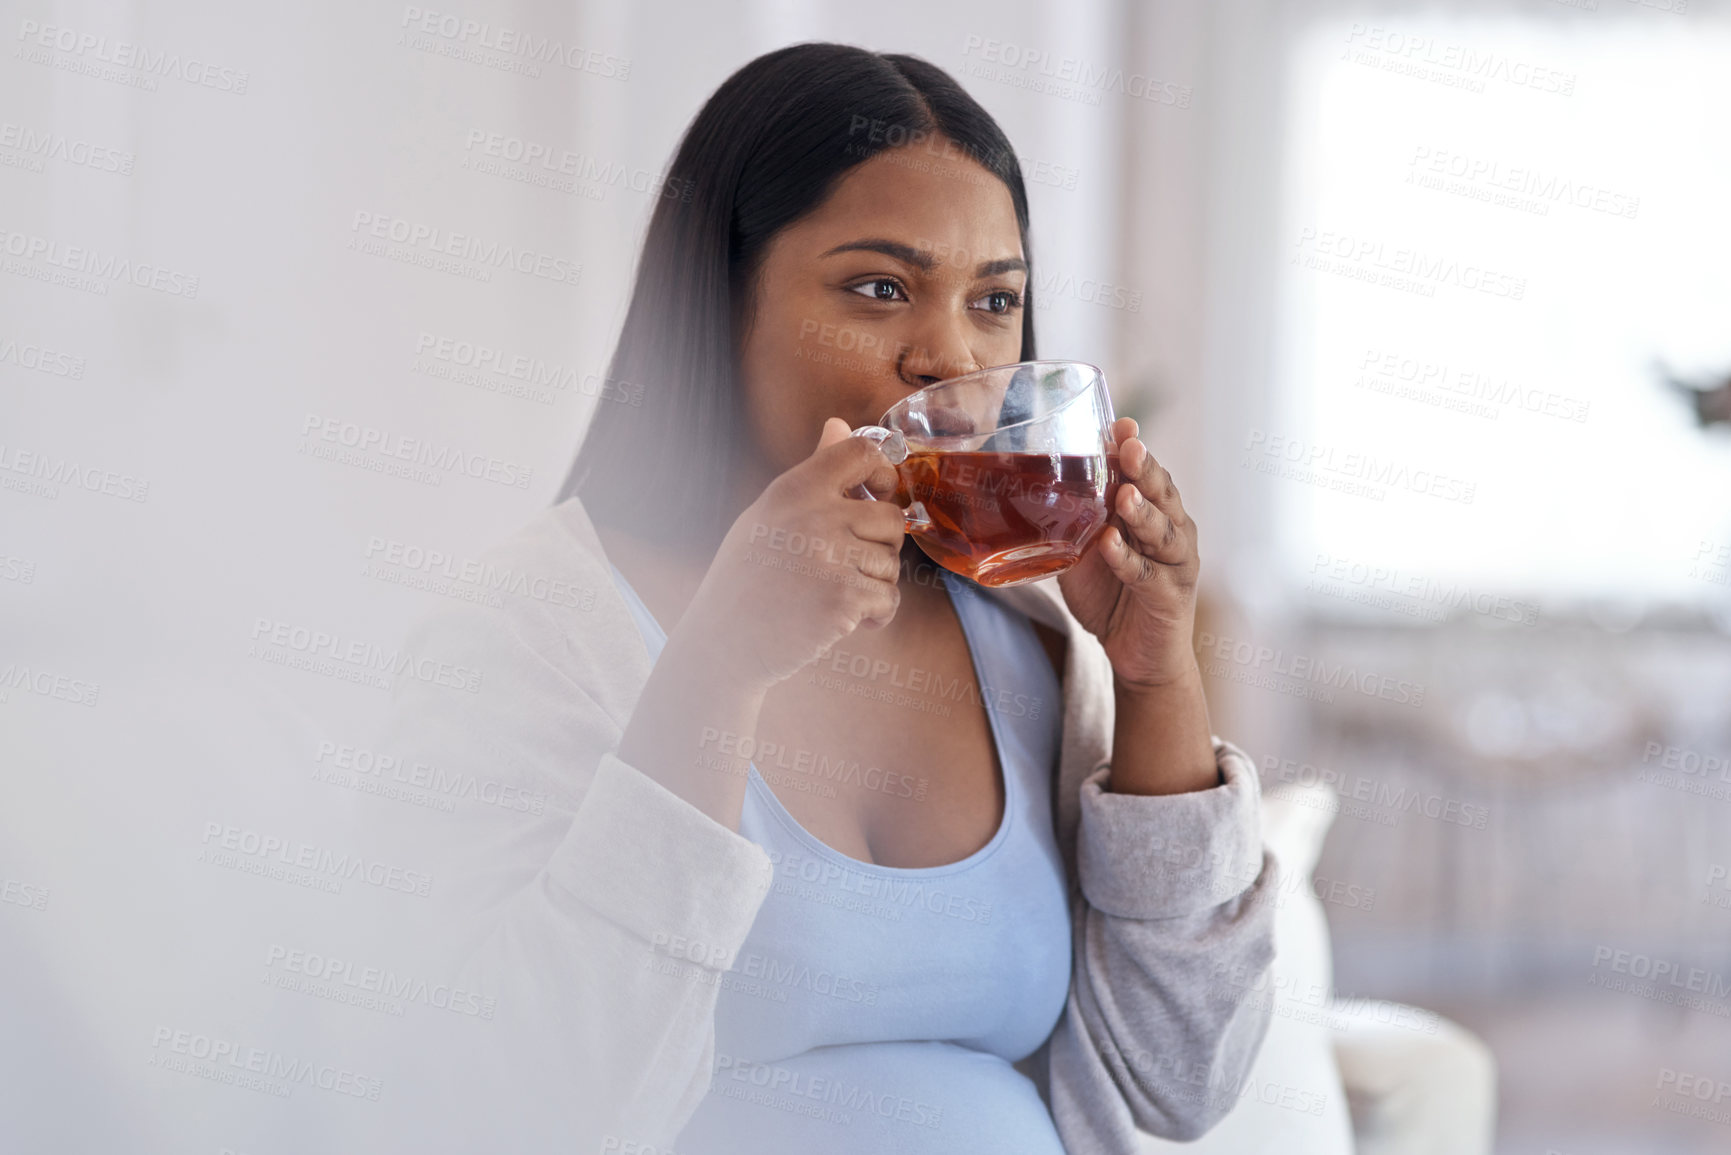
[379,42,1276,1155]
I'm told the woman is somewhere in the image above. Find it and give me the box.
[380,42,1276,1155]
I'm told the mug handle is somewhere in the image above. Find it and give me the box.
[847,425,932,531]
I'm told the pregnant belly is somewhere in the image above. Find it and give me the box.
[676,1039,1066,1155]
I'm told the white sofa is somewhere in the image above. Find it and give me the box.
[1137,782,1498,1154]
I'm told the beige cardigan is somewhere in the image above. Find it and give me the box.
[369,496,1277,1154]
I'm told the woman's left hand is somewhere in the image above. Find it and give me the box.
[1057,417,1202,689]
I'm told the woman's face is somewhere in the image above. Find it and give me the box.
[737,137,1028,479]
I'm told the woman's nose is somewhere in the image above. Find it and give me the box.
[898,316,983,387]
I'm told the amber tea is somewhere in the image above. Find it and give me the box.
[850,361,1119,587]
[893,450,1123,586]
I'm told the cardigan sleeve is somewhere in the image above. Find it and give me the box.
[363,595,774,1153]
[1043,736,1279,1151]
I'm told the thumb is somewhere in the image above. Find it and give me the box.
[814,416,853,453]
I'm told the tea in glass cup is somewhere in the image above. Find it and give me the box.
[849,361,1123,588]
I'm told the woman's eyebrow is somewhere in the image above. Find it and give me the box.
[820,238,1027,279]
[820,238,936,272]
[977,256,1028,277]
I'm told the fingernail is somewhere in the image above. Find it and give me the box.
[1129,487,1144,507]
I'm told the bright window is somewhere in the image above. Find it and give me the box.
[1273,16,1731,611]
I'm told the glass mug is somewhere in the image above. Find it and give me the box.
[848,360,1123,588]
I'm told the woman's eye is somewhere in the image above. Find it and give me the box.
[848,278,907,302]
[973,289,1023,315]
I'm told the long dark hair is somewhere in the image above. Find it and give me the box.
[556,43,1036,555]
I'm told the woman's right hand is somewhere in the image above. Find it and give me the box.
[678,417,907,690]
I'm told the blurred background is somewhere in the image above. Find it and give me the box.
[3,1,1728,1152]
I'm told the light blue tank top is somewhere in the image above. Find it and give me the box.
[608,561,1073,1153]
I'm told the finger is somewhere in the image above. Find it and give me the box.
[815,416,852,451]
[1097,524,1157,585]
[858,457,902,500]
[1108,473,1181,560]
[849,497,908,548]
[855,579,902,631]
[1118,437,1186,521]
[809,428,901,494]
[849,541,903,584]
[1111,416,1139,448]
